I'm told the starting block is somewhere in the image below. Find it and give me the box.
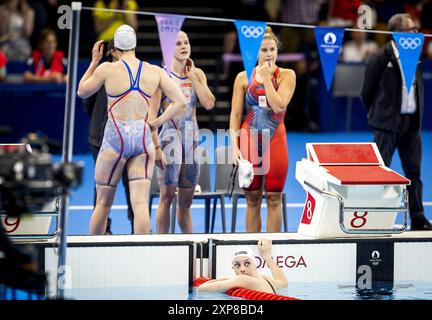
[0,198,58,239]
[295,143,410,238]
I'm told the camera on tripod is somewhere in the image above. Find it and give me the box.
[0,135,83,296]
[0,143,83,217]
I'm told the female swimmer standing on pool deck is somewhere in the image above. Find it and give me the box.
[155,30,215,234]
[229,27,296,233]
[77,25,187,235]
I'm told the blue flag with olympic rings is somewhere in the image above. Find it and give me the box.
[392,32,424,92]
[314,27,345,91]
[234,20,267,83]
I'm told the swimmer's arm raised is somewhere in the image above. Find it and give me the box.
[77,40,106,99]
[149,69,186,129]
[189,65,215,110]
[261,67,296,114]
[258,238,288,289]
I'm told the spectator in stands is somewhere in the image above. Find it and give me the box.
[427,42,432,59]
[23,28,67,83]
[420,0,432,58]
[327,0,362,27]
[286,34,320,132]
[0,0,34,62]
[222,0,270,73]
[39,0,70,54]
[420,0,432,30]
[265,0,281,22]
[280,0,320,52]
[373,0,405,47]
[279,0,322,132]
[341,30,378,62]
[27,0,48,49]
[222,0,273,121]
[93,0,138,42]
[198,238,288,294]
[0,48,7,81]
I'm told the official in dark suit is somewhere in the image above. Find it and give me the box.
[361,13,431,230]
[83,41,134,234]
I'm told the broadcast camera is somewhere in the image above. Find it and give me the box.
[0,135,83,296]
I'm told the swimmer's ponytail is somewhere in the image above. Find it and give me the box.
[263,26,281,49]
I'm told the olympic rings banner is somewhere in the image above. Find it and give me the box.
[155,14,185,72]
[234,20,267,83]
[314,27,345,91]
[392,32,424,92]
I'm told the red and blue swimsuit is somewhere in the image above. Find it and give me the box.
[240,68,288,192]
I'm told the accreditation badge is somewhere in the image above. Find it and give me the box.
[182,88,191,103]
[258,95,267,108]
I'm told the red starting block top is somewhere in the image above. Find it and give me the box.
[307,143,383,165]
[322,165,410,185]
[306,143,410,185]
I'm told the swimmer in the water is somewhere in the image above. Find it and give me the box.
[198,238,288,294]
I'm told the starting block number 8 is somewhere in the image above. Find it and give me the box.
[350,212,368,228]
[301,193,316,225]
[306,201,313,220]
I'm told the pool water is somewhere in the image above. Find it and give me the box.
[3,281,432,300]
[195,282,432,300]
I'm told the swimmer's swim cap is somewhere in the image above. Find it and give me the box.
[232,247,257,266]
[238,159,254,188]
[114,25,136,50]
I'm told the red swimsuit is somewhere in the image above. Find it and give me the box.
[239,68,288,192]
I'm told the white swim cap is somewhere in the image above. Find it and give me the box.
[232,247,256,266]
[114,25,136,50]
[238,159,254,188]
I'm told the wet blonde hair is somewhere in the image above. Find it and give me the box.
[263,26,281,50]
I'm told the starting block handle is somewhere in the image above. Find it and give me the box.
[304,181,408,234]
